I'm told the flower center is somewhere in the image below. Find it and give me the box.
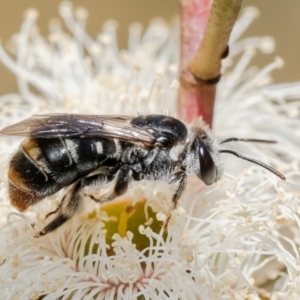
[87,198,166,257]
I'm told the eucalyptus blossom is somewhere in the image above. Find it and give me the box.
[0,3,300,299]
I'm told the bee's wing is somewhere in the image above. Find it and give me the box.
[0,114,155,145]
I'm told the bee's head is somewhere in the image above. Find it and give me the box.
[182,119,285,185]
[183,120,223,185]
[182,118,285,185]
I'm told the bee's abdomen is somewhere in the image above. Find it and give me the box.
[7,137,119,211]
[8,144,62,211]
[8,183,43,212]
[34,137,118,180]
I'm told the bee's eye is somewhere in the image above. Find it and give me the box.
[199,144,216,185]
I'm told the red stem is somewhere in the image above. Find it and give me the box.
[178,0,214,126]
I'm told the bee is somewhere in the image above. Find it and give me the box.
[0,114,285,237]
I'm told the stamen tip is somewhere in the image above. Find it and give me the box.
[244,7,260,19]
[260,36,275,54]
[23,8,39,20]
[275,56,285,69]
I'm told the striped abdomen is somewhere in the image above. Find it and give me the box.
[8,137,119,211]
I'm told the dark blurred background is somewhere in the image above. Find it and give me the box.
[0,0,299,95]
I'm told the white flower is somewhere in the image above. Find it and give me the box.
[0,2,300,299]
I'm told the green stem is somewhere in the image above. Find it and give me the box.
[178,0,243,126]
[189,0,242,80]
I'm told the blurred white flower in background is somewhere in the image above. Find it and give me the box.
[0,2,300,299]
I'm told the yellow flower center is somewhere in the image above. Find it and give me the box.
[87,198,166,256]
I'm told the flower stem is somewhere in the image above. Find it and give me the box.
[178,0,243,126]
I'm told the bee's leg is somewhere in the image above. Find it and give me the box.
[122,147,158,167]
[82,173,114,190]
[142,148,159,166]
[122,147,148,164]
[81,173,115,201]
[35,173,117,238]
[45,195,66,220]
[163,171,187,230]
[89,166,132,203]
[34,181,83,238]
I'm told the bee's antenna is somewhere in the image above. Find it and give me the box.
[220,138,277,144]
[219,149,286,180]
